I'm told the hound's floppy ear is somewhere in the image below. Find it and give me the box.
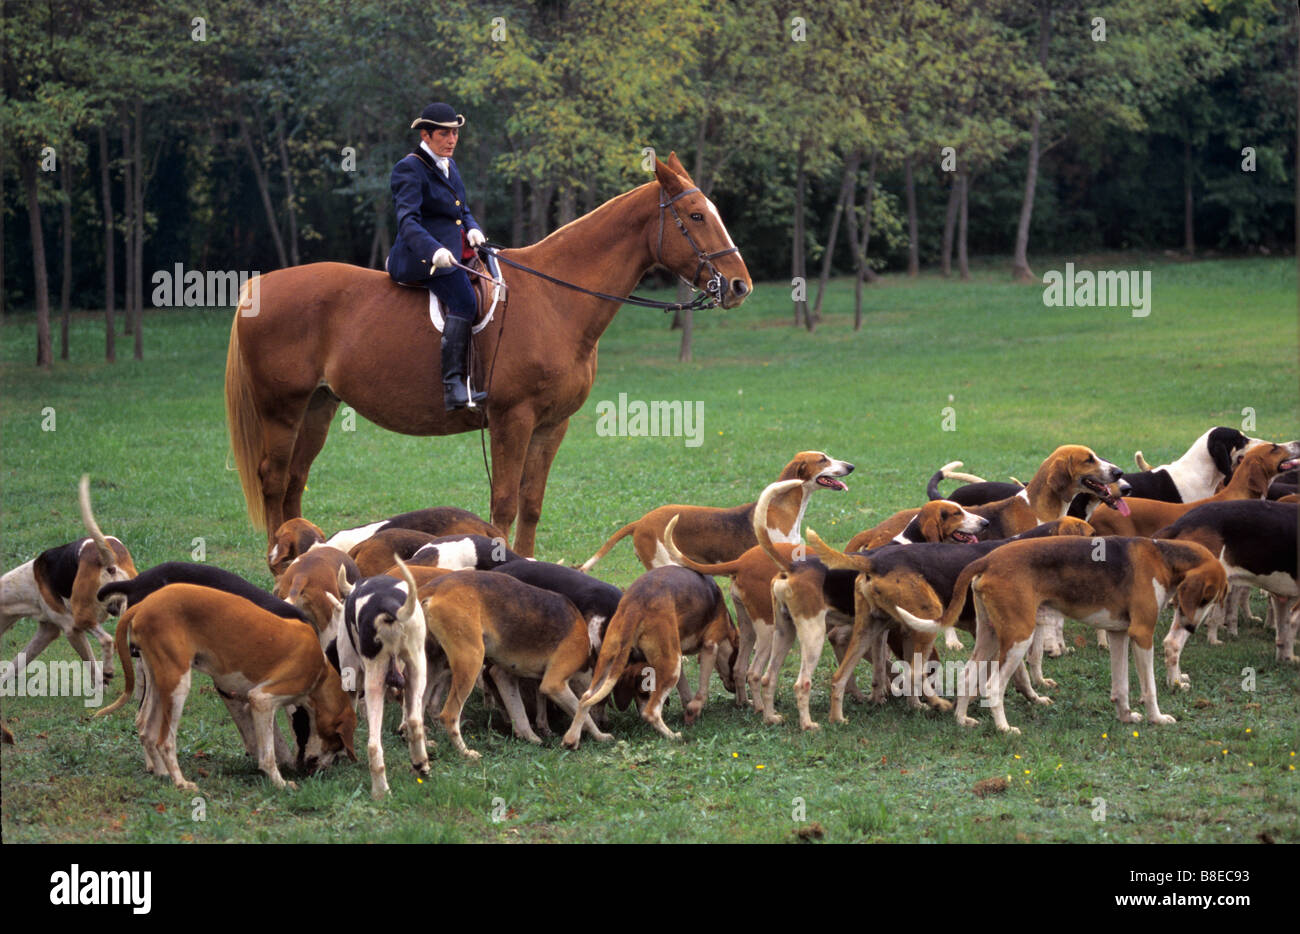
[919,506,943,543]
[1208,435,1235,478]
[1177,567,1225,621]
[1046,450,1074,497]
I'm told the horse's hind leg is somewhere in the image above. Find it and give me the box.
[255,401,311,538]
[284,387,340,522]
[513,420,569,557]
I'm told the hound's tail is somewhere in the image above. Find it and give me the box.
[94,607,137,718]
[662,515,745,576]
[892,555,991,636]
[578,611,645,708]
[578,521,639,572]
[753,479,804,572]
[78,475,117,566]
[804,528,873,573]
[225,288,267,532]
[925,461,988,500]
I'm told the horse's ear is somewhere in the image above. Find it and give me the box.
[665,151,690,178]
[654,157,687,196]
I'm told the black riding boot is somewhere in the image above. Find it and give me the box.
[441,316,486,412]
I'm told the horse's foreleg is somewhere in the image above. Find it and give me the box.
[487,409,537,553]
[515,420,570,558]
[284,389,340,522]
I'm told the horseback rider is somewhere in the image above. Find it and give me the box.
[387,102,487,412]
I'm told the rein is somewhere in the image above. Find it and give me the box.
[480,185,735,312]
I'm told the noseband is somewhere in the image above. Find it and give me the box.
[656,186,740,305]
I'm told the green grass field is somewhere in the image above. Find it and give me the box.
[2,254,1297,843]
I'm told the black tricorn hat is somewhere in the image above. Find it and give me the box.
[410,102,465,130]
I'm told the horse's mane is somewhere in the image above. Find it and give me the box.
[519,180,659,253]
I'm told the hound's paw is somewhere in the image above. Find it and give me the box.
[414,761,432,777]
[177,780,199,793]
[957,716,979,728]
[1040,678,1058,690]
[1206,636,1223,646]
[929,698,953,712]
[461,749,481,761]
[1149,713,1176,725]
[829,713,849,725]
[284,780,299,791]
[1119,711,1142,723]
[763,713,784,725]
[561,733,582,750]
[801,720,821,732]
[1033,695,1053,706]
[997,725,1022,735]
[370,787,389,801]
[668,730,683,741]
[591,729,614,743]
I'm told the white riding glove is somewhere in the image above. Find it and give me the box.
[467,228,486,248]
[432,248,454,269]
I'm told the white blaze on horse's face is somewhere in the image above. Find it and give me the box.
[705,199,737,251]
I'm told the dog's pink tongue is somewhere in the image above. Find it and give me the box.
[1116,498,1131,517]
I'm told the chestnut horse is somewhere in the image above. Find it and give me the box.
[225,154,751,556]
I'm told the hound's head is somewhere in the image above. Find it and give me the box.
[1176,561,1229,629]
[302,664,358,773]
[1231,441,1300,492]
[1202,426,1257,476]
[268,517,327,578]
[1043,445,1129,516]
[916,500,989,544]
[783,451,854,493]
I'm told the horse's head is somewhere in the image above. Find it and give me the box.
[652,153,751,309]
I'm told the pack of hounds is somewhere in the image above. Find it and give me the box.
[1,429,1296,799]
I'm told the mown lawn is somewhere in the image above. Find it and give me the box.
[1,254,1296,843]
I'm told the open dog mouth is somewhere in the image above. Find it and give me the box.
[816,476,848,491]
[951,531,979,544]
[1279,458,1300,472]
[1083,476,1130,515]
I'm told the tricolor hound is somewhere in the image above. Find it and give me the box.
[1,476,136,705]
[579,450,853,571]
[889,537,1226,734]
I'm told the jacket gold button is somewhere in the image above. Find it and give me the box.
[455,200,461,206]
[455,220,462,225]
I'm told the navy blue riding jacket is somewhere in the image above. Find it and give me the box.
[386,149,482,286]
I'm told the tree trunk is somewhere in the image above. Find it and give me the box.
[1183,136,1195,255]
[60,156,72,360]
[813,151,859,321]
[845,153,878,332]
[238,112,289,269]
[556,186,576,227]
[133,98,144,360]
[23,158,52,368]
[99,124,116,362]
[941,170,959,277]
[121,118,134,335]
[792,146,808,329]
[1013,2,1051,282]
[275,109,300,266]
[529,182,554,241]
[905,155,919,278]
[958,172,971,281]
[511,175,524,246]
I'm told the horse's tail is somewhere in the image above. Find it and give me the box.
[578,521,639,572]
[225,288,267,533]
